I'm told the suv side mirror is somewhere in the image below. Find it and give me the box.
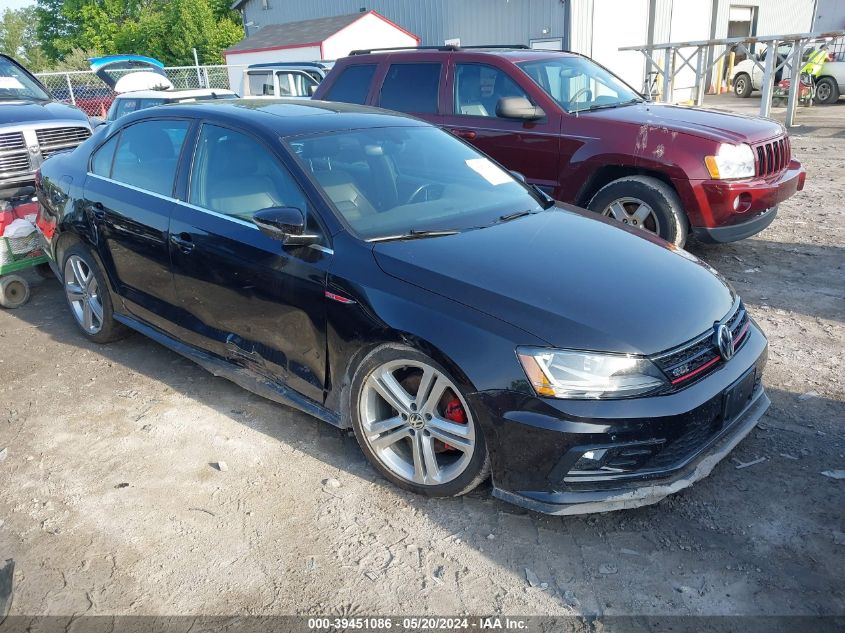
[496,96,545,121]
[253,207,319,246]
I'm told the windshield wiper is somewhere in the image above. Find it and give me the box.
[368,229,460,243]
[498,210,532,222]
[582,98,643,112]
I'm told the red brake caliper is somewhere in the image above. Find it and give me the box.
[442,397,467,450]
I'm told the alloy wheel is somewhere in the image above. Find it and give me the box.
[601,197,661,234]
[64,255,104,334]
[359,359,476,486]
[816,82,831,102]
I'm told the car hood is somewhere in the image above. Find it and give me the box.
[0,100,89,126]
[373,208,735,356]
[584,102,784,144]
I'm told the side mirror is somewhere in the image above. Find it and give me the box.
[253,207,319,246]
[496,96,545,121]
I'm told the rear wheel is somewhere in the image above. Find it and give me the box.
[815,77,840,105]
[350,345,490,498]
[588,175,688,247]
[61,244,128,343]
[0,275,30,309]
[734,73,753,98]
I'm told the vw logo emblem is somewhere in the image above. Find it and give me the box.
[715,323,734,361]
[408,413,425,430]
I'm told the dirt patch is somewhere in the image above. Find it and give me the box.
[0,131,843,617]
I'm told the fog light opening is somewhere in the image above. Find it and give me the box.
[733,192,752,213]
[572,448,610,471]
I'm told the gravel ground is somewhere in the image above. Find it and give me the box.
[0,111,843,620]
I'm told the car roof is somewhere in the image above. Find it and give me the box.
[247,61,334,70]
[114,88,237,100]
[122,98,427,137]
[342,47,579,64]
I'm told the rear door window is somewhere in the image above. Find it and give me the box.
[379,63,441,113]
[324,64,377,104]
[247,71,275,96]
[111,119,190,196]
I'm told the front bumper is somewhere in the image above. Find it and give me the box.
[469,321,769,516]
[680,159,805,240]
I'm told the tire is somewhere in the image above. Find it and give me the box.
[0,275,30,309]
[815,77,840,105]
[350,344,490,498]
[61,243,128,343]
[734,73,753,98]
[587,175,688,247]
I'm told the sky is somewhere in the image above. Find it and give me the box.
[1,0,35,11]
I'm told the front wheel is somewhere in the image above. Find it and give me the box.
[815,77,840,105]
[734,73,753,98]
[587,175,688,247]
[350,345,490,498]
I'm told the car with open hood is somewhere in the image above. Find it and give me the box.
[35,100,769,515]
[0,54,91,199]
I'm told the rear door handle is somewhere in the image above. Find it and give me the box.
[170,232,195,254]
[450,128,477,140]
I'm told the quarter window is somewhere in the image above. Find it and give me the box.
[189,124,307,222]
[111,119,190,196]
[90,133,119,177]
[379,63,441,113]
[454,63,531,118]
[324,64,376,104]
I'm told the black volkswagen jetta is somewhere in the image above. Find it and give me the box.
[35,100,769,515]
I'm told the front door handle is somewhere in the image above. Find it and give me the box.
[170,233,195,254]
[450,128,477,140]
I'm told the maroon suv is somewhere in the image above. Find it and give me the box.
[313,46,805,246]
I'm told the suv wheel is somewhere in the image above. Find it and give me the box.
[588,176,688,247]
[350,345,490,498]
[815,77,840,105]
[62,244,128,343]
[734,73,753,98]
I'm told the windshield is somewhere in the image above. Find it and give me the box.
[518,56,641,113]
[0,57,51,101]
[289,126,548,240]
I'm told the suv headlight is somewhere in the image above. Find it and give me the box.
[704,143,756,179]
[517,347,667,399]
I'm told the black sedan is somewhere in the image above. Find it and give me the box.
[34,100,769,515]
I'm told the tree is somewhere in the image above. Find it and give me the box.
[0,6,50,71]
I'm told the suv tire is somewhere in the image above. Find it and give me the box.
[588,175,688,247]
[815,77,840,105]
[734,73,753,98]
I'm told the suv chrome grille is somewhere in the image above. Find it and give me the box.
[754,136,790,177]
[654,302,750,387]
[0,152,31,176]
[0,131,26,151]
[36,126,91,159]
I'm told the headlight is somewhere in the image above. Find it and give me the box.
[517,347,667,399]
[704,143,756,179]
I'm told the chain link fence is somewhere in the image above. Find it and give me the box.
[35,65,244,117]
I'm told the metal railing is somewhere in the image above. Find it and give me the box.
[35,64,245,117]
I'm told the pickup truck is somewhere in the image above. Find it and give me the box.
[313,46,806,246]
[0,54,91,199]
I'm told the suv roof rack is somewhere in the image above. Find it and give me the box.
[349,44,530,55]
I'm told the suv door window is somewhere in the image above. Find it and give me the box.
[111,119,190,196]
[247,71,275,96]
[276,71,318,97]
[379,63,441,113]
[189,124,308,222]
[324,64,377,104]
[454,63,531,117]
